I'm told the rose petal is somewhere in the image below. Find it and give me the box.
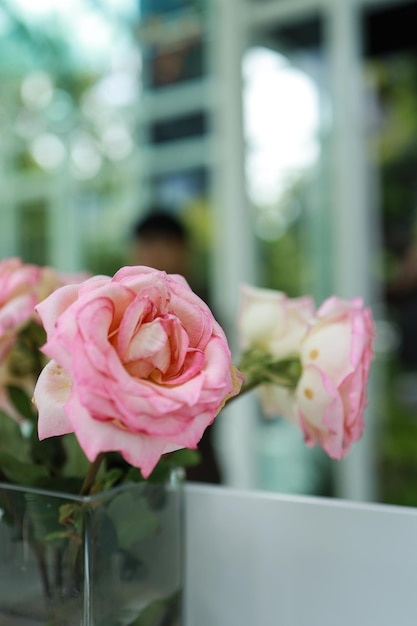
[35,360,73,439]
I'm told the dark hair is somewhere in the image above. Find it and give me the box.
[133,210,188,243]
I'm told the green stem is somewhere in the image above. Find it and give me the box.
[225,368,298,409]
[223,376,263,409]
[80,452,105,496]
[237,378,262,396]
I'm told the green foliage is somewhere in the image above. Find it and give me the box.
[0,451,48,485]
[0,410,31,463]
[128,592,181,626]
[123,448,200,486]
[26,494,83,545]
[377,363,417,507]
[6,385,37,421]
[93,590,181,626]
[30,435,68,474]
[258,228,308,297]
[84,245,126,279]
[107,490,160,550]
[238,348,302,391]
[148,448,200,484]
[61,434,97,478]
[367,54,417,504]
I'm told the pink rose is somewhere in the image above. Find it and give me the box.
[295,296,374,459]
[238,285,314,418]
[0,258,42,359]
[0,259,87,350]
[0,258,89,423]
[239,285,315,360]
[238,287,374,460]
[34,266,241,478]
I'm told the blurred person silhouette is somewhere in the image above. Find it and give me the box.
[130,209,188,275]
[129,208,222,484]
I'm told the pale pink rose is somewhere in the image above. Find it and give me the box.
[239,285,315,360]
[295,296,374,459]
[0,258,42,359]
[0,259,86,350]
[241,290,375,460]
[0,259,90,424]
[34,266,241,478]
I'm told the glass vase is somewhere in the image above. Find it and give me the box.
[0,469,184,626]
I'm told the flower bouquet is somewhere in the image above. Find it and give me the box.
[0,258,374,625]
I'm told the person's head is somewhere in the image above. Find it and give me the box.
[130,210,189,276]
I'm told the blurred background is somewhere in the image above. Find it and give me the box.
[1,0,417,506]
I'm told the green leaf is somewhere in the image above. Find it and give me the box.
[145,448,200,484]
[101,448,198,488]
[128,591,181,626]
[0,452,48,486]
[0,486,25,535]
[61,434,92,478]
[124,467,146,483]
[6,385,37,422]
[91,468,125,493]
[95,613,130,626]
[35,475,84,495]
[95,592,182,626]
[107,490,160,550]
[0,410,30,463]
[30,434,67,473]
[57,502,85,537]
[25,493,67,544]
[162,448,201,468]
[238,348,302,389]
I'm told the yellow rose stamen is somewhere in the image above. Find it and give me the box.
[309,349,319,360]
[304,387,314,400]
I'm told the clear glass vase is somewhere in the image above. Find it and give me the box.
[0,469,184,626]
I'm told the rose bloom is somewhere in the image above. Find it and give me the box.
[238,285,314,418]
[0,258,42,360]
[295,296,374,459]
[258,296,374,460]
[34,266,241,478]
[0,258,87,352]
[239,285,315,360]
[0,258,89,423]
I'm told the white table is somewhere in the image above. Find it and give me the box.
[185,485,417,626]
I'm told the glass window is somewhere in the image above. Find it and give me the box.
[243,15,334,496]
[363,1,417,507]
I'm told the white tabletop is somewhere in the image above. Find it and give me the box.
[185,484,417,626]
